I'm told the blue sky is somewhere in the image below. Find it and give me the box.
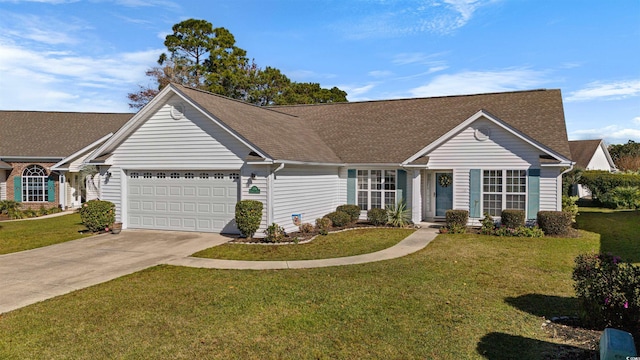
[0,0,639,144]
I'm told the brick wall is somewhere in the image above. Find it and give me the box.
[6,162,60,210]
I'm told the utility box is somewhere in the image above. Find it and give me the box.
[600,328,637,360]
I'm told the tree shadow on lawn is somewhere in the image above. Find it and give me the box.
[505,294,578,318]
[476,332,596,359]
[576,210,640,264]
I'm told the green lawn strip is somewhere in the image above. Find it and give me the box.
[576,209,640,264]
[0,232,600,359]
[0,213,90,255]
[192,228,415,261]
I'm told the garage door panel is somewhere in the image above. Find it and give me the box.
[128,171,238,233]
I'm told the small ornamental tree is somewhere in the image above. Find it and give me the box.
[79,200,115,233]
[235,200,263,238]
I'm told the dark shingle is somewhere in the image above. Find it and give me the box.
[569,139,603,168]
[0,111,133,158]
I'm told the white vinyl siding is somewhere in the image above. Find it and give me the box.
[425,118,549,213]
[0,170,6,200]
[272,166,341,233]
[540,167,561,211]
[240,164,269,233]
[587,145,614,171]
[111,96,248,169]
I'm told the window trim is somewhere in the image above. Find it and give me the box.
[481,169,528,217]
[22,165,48,202]
[357,169,398,211]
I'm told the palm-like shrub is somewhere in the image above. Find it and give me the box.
[387,200,411,227]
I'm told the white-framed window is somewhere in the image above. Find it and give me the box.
[482,169,527,216]
[357,170,396,211]
[22,165,48,202]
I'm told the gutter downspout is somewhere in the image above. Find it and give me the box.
[558,163,575,211]
[267,162,286,227]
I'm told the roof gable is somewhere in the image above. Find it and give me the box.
[90,84,343,164]
[569,139,615,169]
[276,89,571,164]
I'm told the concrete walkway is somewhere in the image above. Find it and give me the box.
[167,226,439,269]
[0,226,438,313]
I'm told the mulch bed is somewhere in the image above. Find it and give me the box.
[229,221,409,244]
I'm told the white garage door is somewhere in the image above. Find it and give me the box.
[128,171,239,233]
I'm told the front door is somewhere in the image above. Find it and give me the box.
[435,172,453,217]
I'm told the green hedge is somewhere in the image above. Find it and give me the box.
[235,200,263,238]
[79,200,115,233]
[501,209,525,229]
[336,204,361,222]
[325,211,352,227]
[579,170,640,200]
[537,211,572,236]
[445,209,468,227]
[367,208,388,226]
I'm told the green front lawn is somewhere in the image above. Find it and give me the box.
[0,213,89,255]
[193,228,415,261]
[576,208,640,264]
[0,229,606,358]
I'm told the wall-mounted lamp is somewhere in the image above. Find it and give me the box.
[250,173,256,179]
[106,171,112,177]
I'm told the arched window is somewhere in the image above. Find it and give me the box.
[22,165,48,202]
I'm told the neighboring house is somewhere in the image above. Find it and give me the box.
[0,111,133,210]
[568,139,617,198]
[84,84,573,234]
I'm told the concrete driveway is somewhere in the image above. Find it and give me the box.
[0,230,229,314]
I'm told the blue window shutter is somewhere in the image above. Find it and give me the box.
[47,178,55,202]
[469,169,481,218]
[14,176,22,202]
[527,169,540,219]
[347,169,356,205]
[397,169,407,205]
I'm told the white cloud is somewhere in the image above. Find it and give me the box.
[368,70,393,78]
[337,0,497,39]
[0,12,85,45]
[408,68,548,97]
[565,80,640,102]
[570,125,640,143]
[339,83,377,101]
[0,41,161,112]
[634,116,640,125]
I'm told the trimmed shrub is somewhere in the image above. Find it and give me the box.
[493,225,544,238]
[336,204,361,222]
[537,211,572,236]
[298,223,314,234]
[387,200,411,227]
[315,217,332,235]
[79,200,116,233]
[235,200,263,238]
[480,213,495,235]
[562,195,579,222]
[325,211,352,227]
[572,253,640,331]
[367,208,388,226]
[500,209,525,229]
[264,223,286,243]
[445,209,468,228]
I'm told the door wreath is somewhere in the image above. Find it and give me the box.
[438,174,452,188]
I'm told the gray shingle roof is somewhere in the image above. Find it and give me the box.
[275,89,571,163]
[173,84,343,163]
[0,111,133,158]
[569,139,603,168]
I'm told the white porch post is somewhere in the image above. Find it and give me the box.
[411,169,422,223]
[59,173,66,209]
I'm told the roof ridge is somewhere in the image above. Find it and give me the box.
[172,83,301,118]
[271,88,557,109]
